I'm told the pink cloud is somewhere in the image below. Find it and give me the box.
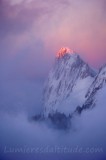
[0,0,106,68]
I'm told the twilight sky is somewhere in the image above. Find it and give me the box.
[0,2,106,160]
[0,0,106,79]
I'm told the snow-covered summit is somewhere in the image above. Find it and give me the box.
[43,49,95,116]
[56,47,74,58]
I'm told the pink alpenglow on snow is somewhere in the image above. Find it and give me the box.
[56,47,74,58]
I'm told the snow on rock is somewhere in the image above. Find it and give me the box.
[82,64,106,109]
[56,47,73,58]
[43,48,95,116]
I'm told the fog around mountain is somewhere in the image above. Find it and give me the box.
[0,51,106,160]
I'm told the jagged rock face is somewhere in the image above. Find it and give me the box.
[82,65,106,109]
[56,47,73,58]
[43,51,95,116]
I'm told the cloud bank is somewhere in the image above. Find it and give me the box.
[0,0,106,70]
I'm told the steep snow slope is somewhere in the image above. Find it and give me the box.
[43,48,95,116]
[82,64,106,109]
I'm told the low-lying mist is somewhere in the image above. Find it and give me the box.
[0,81,106,160]
[0,52,106,160]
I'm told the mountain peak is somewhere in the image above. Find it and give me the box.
[56,47,74,58]
[43,50,95,116]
